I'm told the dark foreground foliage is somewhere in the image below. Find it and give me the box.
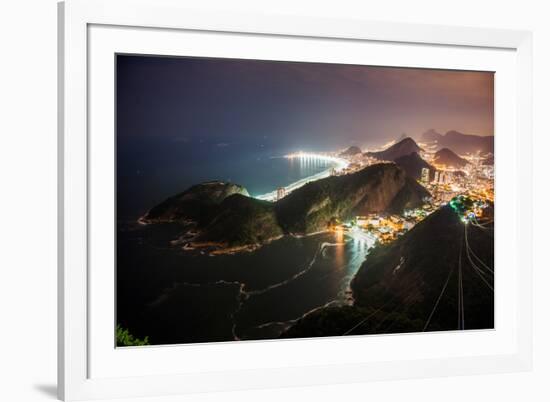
[116,325,150,346]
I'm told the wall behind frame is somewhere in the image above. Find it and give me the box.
[0,0,547,401]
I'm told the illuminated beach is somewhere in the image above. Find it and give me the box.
[254,152,349,201]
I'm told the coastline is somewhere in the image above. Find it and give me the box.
[136,152,352,256]
[254,153,349,201]
[185,229,346,256]
[187,234,285,256]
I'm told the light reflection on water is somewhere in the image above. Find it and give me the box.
[255,154,338,200]
[335,230,375,306]
[334,229,346,269]
[117,221,377,344]
[235,229,375,340]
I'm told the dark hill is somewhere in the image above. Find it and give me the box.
[143,164,430,252]
[141,181,249,224]
[275,163,429,234]
[339,145,362,157]
[433,148,470,168]
[282,204,494,338]
[366,137,422,161]
[351,204,493,331]
[394,152,435,180]
[194,194,283,250]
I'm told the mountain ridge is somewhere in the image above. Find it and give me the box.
[394,152,435,180]
[433,147,470,168]
[420,129,493,155]
[366,137,422,161]
[339,145,362,157]
[282,203,494,338]
[142,163,431,253]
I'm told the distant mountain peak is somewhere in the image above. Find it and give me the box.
[339,145,362,157]
[433,147,470,168]
[398,137,416,145]
[366,137,422,162]
[421,129,493,155]
[396,133,408,142]
[421,129,443,142]
[444,130,470,139]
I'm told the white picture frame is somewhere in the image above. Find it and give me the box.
[58,0,533,400]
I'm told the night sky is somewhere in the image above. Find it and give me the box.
[116,54,494,151]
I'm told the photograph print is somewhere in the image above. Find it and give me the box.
[116,55,494,347]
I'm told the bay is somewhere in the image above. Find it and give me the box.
[116,144,372,345]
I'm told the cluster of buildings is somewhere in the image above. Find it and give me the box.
[287,146,494,247]
[329,150,385,177]
[353,214,417,244]
[449,194,491,224]
[418,150,494,206]
[421,168,452,186]
[331,207,435,245]
[276,187,286,201]
[328,148,494,245]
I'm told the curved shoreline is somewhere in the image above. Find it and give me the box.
[254,152,349,201]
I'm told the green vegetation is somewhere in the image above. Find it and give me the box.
[143,181,249,224]
[116,325,150,347]
[197,194,283,247]
[275,163,429,234]
[144,163,429,251]
[449,195,474,215]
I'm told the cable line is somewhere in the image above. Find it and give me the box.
[465,224,494,274]
[457,239,465,330]
[423,263,454,332]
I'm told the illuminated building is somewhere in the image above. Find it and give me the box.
[369,217,380,226]
[433,171,440,184]
[421,168,430,185]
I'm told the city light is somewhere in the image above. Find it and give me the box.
[255,152,349,201]
[260,143,493,245]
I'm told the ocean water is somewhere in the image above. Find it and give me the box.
[117,221,372,344]
[116,143,372,345]
[117,142,337,219]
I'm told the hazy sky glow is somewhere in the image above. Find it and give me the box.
[116,55,494,217]
[117,55,494,151]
